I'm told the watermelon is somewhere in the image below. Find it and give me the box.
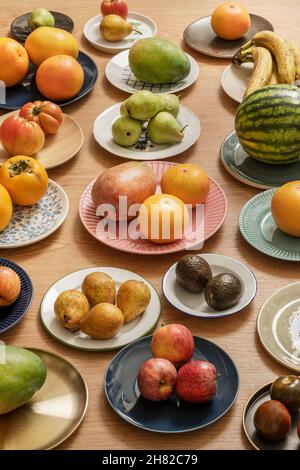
[235,85,300,164]
[0,346,47,414]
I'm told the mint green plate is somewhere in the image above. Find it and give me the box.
[221,132,300,189]
[239,189,300,261]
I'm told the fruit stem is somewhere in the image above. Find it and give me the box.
[232,42,254,65]
[133,29,142,35]
[8,160,33,177]
[181,124,188,133]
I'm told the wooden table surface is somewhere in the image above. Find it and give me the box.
[0,0,299,451]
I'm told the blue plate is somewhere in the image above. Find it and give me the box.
[0,258,33,333]
[1,51,98,110]
[221,131,300,189]
[104,335,239,433]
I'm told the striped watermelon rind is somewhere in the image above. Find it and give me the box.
[235,85,300,164]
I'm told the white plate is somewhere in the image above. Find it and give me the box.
[0,179,69,248]
[221,63,254,103]
[83,12,157,53]
[105,49,199,94]
[93,103,201,160]
[40,267,161,351]
[162,254,257,318]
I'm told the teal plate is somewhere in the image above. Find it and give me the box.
[239,189,300,261]
[221,132,300,189]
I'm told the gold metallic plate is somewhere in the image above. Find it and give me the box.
[0,348,88,450]
[243,382,300,450]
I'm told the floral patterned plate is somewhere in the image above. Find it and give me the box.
[0,180,69,248]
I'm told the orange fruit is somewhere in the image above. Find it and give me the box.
[211,2,251,40]
[161,163,210,207]
[0,38,29,87]
[36,55,84,101]
[271,181,300,237]
[140,194,189,244]
[0,184,13,231]
[25,27,79,66]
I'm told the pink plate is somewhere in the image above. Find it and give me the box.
[79,161,227,255]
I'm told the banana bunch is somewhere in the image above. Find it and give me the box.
[232,31,300,98]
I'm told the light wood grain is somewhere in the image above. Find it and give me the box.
[0,0,299,450]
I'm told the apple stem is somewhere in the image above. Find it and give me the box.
[216,373,221,381]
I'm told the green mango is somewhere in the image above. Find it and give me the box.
[129,38,191,84]
[0,346,47,414]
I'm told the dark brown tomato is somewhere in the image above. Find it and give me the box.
[270,376,300,412]
[254,400,291,442]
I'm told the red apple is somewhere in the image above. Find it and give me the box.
[0,267,21,307]
[176,360,218,403]
[151,323,194,368]
[137,358,177,401]
[101,0,128,19]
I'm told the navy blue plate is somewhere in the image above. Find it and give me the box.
[104,335,239,433]
[10,12,74,44]
[0,258,33,333]
[1,51,98,110]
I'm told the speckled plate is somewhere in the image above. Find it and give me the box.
[0,179,69,249]
[239,189,300,261]
[221,132,300,189]
[105,335,239,433]
[40,267,161,351]
[257,282,300,372]
[183,14,273,59]
[79,161,227,255]
[10,11,74,44]
[243,382,300,450]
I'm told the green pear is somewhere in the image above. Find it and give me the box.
[28,8,55,30]
[125,90,162,121]
[120,100,129,116]
[159,93,180,117]
[112,116,142,147]
[147,112,185,145]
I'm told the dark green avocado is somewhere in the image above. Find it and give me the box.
[175,255,212,293]
[204,273,242,310]
[270,376,300,412]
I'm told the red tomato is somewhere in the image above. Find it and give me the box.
[19,101,63,135]
[0,115,45,156]
[101,0,128,19]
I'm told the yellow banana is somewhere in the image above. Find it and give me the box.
[244,46,273,97]
[269,61,279,85]
[290,43,300,80]
[251,31,295,84]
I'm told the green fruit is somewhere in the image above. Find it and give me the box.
[0,346,47,414]
[270,376,300,412]
[175,255,212,293]
[204,273,242,310]
[235,85,300,164]
[148,112,184,144]
[160,93,180,117]
[120,101,128,116]
[129,38,191,84]
[112,116,142,147]
[28,8,55,30]
[125,91,162,121]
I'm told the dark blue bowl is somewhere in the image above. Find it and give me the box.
[0,258,33,333]
[1,51,98,110]
[104,335,239,433]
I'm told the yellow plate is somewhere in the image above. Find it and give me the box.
[0,110,84,170]
[0,348,88,450]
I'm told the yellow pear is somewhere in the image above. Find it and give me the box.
[117,280,151,323]
[100,14,134,42]
[80,303,124,340]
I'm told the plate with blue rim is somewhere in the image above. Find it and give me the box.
[221,132,300,190]
[0,258,33,333]
[104,335,239,433]
[239,189,300,261]
[1,51,98,111]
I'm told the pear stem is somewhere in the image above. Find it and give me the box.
[181,124,188,133]
[133,29,142,35]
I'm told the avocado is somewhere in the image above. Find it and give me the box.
[129,38,191,84]
[175,255,212,293]
[204,273,242,310]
